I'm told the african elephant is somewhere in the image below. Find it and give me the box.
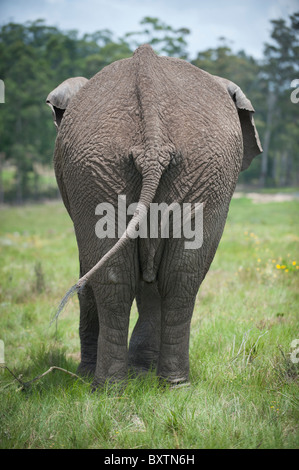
[46,44,262,388]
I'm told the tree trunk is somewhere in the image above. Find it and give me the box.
[259,90,276,188]
[271,150,278,186]
[279,150,288,187]
[0,152,4,204]
[286,151,293,186]
[34,170,39,201]
[16,167,23,205]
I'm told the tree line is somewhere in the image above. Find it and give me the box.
[0,14,298,202]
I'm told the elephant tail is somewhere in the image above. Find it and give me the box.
[51,167,163,325]
[76,167,162,289]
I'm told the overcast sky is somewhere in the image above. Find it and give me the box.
[1,0,298,59]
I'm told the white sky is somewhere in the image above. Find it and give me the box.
[1,0,298,59]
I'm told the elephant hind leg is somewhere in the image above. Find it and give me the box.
[157,298,194,384]
[157,240,202,384]
[128,280,161,374]
[77,261,99,378]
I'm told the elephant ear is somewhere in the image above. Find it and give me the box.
[215,76,263,171]
[46,77,88,129]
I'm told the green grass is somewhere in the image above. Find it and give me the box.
[0,197,298,449]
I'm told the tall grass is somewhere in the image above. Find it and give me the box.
[0,197,298,449]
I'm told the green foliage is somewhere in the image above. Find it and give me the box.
[124,16,190,58]
[0,14,298,202]
[0,20,133,202]
[0,197,298,449]
[257,13,299,187]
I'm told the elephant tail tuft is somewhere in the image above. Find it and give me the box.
[50,283,85,326]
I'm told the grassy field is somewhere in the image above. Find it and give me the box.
[0,195,298,449]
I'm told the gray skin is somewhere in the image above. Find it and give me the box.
[47,44,262,388]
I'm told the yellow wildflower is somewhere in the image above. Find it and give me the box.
[292,261,296,266]
[276,264,281,269]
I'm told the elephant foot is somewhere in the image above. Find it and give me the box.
[77,362,96,378]
[158,376,190,389]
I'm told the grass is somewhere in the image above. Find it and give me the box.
[0,195,298,449]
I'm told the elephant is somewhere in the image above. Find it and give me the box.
[46,44,262,388]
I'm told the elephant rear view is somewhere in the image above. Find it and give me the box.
[47,44,262,388]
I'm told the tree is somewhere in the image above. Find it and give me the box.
[124,16,190,59]
[0,21,133,201]
[0,21,54,201]
[259,12,299,187]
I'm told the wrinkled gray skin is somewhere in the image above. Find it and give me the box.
[47,44,262,388]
